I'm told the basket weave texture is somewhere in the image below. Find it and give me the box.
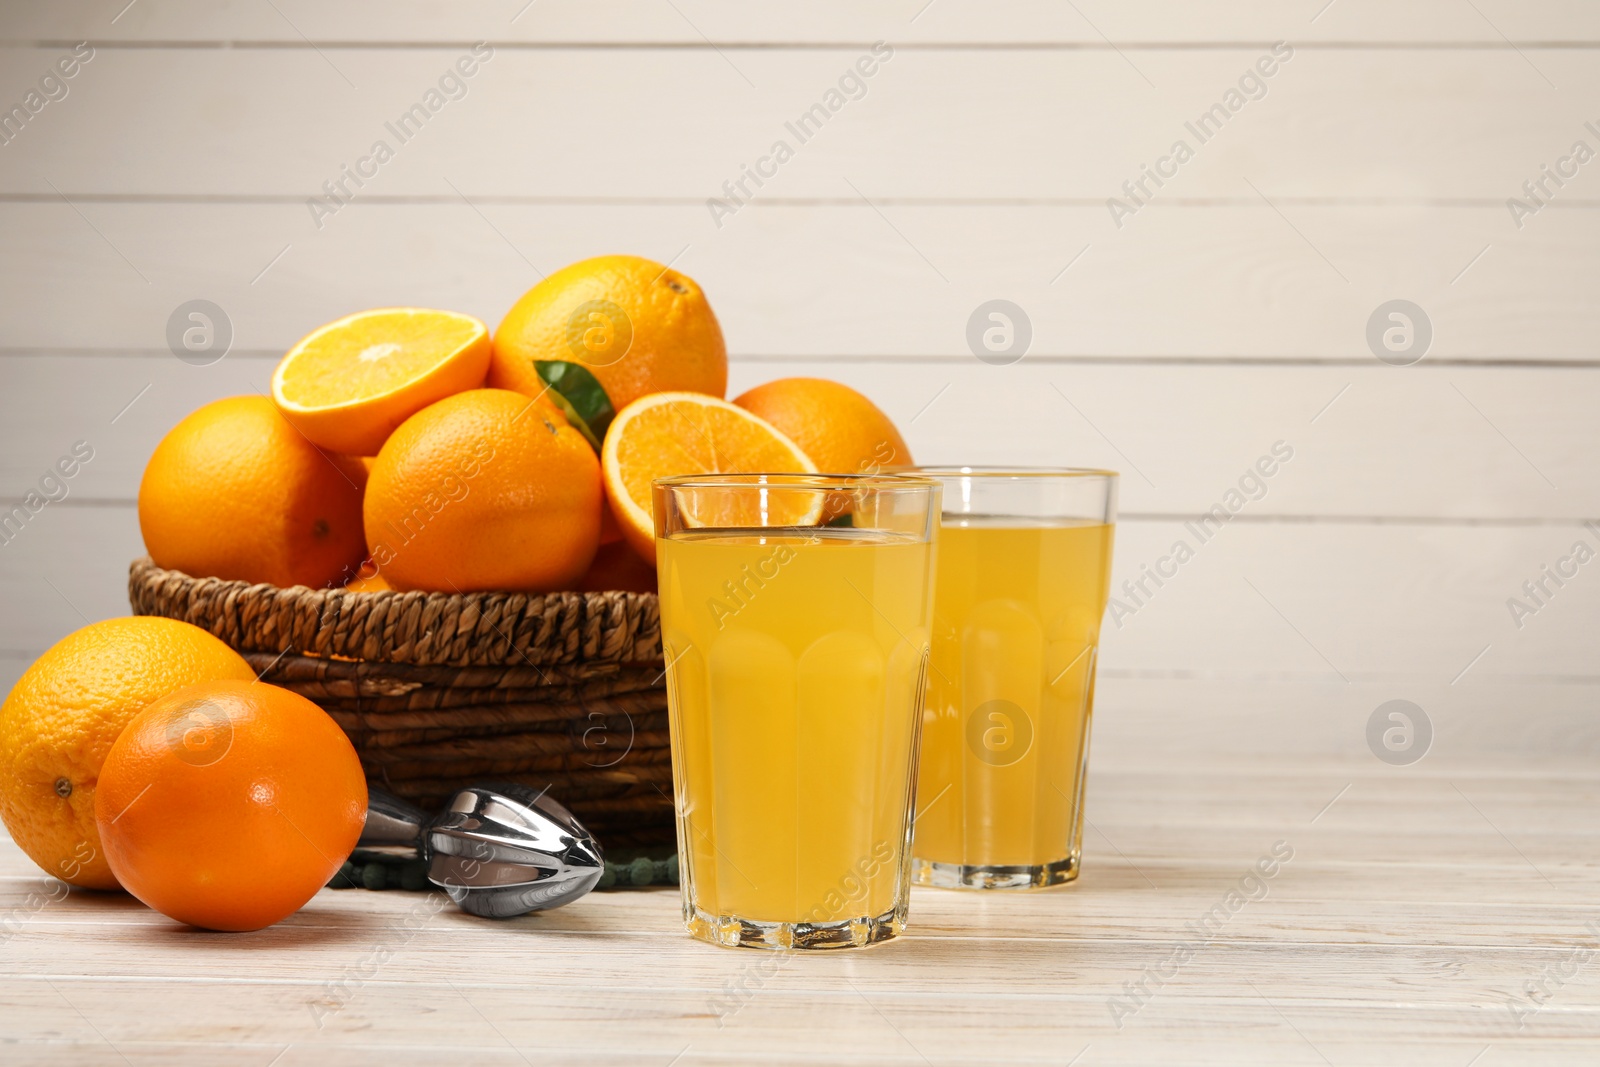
[127,558,674,846]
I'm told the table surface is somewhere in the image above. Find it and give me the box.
[3,750,1596,1066]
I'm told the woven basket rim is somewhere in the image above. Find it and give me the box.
[128,557,662,670]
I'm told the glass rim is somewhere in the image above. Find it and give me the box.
[653,471,942,492]
[888,464,1119,480]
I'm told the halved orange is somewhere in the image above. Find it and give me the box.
[271,308,491,456]
[601,392,817,563]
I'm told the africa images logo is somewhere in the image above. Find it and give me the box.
[162,698,235,768]
[965,699,1033,767]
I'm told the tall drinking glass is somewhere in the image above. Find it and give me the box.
[902,468,1117,890]
[654,474,940,949]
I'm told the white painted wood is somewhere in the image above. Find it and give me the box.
[0,202,1595,360]
[3,503,1595,693]
[0,355,1594,519]
[1103,675,1600,756]
[731,360,1600,520]
[2,46,1597,201]
[7,0,1600,45]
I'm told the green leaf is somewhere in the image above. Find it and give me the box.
[536,383,602,451]
[535,360,616,451]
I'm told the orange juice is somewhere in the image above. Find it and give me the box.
[913,519,1114,884]
[658,527,933,941]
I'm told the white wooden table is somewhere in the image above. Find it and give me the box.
[4,738,1597,1064]
[2,2,1598,1061]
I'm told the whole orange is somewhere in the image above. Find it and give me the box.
[576,542,658,595]
[138,396,368,589]
[733,378,913,477]
[489,255,727,440]
[0,618,255,889]
[95,679,366,932]
[364,389,601,592]
[344,571,392,593]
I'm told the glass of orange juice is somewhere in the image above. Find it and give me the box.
[654,473,940,949]
[900,467,1117,890]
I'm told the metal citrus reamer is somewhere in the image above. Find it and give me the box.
[358,783,605,918]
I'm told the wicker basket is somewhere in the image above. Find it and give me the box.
[127,558,674,846]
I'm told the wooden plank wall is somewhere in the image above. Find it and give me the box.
[0,2,1595,757]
